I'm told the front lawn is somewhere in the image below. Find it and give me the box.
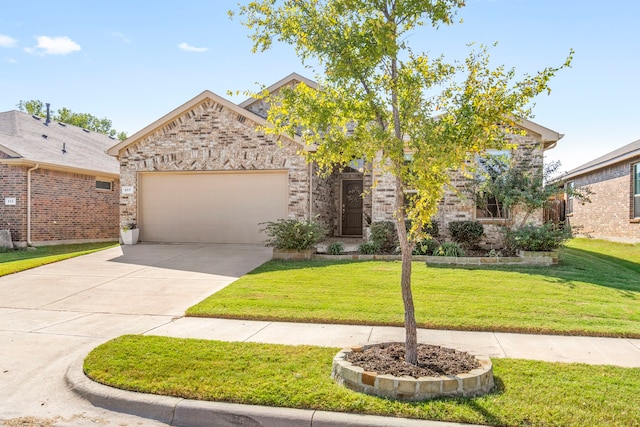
[187,238,640,337]
[0,242,119,276]
[85,335,640,427]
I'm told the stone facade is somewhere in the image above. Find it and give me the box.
[567,157,640,243]
[0,163,119,245]
[110,78,557,245]
[117,98,312,228]
[370,131,547,248]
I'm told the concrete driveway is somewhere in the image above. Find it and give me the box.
[0,243,272,426]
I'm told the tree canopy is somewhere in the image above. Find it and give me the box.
[234,0,572,364]
[17,99,127,141]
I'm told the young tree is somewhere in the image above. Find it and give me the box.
[17,99,127,141]
[469,155,592,228]
[234,0,571,364]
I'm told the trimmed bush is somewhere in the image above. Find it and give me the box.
[261,219,326,250]
[327,241,345,255]
[358,241,380,255]
[370,221,398,254]
[433,242,465,257]
[503,222,572,252]
[449,220,484,249]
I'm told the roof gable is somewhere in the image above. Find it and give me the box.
[108,73,563,158]
[0,110,119,176]
[238,72,318,110]
[107,90,302,157]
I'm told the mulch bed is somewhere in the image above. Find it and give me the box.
[346,343,480,378]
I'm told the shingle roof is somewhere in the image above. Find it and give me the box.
[0,110,119,175]
[563,138,640,180]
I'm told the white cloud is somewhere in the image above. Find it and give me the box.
[6,58,18,64]
[178,42,208,52]
[0,35,18,48]
[27,36,81,55]
[113,32,131,43]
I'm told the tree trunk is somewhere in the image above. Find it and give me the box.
[400,237,417,365]
[395,177,418,365]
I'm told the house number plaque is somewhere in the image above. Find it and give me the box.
[4,198,16,206]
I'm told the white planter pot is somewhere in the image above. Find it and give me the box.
[120,229,139,245]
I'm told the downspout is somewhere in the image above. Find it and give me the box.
[27,163,39,246]
[308,163,313,221]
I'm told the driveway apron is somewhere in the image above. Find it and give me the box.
[0,243,272,426]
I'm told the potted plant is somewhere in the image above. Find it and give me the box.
[120,222,139,245]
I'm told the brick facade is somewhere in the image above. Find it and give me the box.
[0,164,119,246]
[0,164,27,242]
[111,83,556,245]
[368,132,547,247]
[567,156,640,243]
[117,98,312,228]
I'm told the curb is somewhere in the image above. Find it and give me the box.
[65,356,480,427]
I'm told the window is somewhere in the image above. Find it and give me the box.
[475,150,511,219]
[566,181,574,215]
[96,180,113,191]
[634,164,640,218]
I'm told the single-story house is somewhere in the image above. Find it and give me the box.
[0,110,120,247]
[107,73,563,246]
[562,139,640,243]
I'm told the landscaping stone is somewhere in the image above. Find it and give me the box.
[332,343,495,401]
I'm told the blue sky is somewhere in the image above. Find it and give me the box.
[1,0,639,173]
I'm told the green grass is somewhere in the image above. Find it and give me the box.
[187,238,640,337]
[85,335,640,427]
[0,242,119,276]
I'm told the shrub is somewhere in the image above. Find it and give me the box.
[405,219,440,238]
[433,242,465,257]
[358,241,380,255]
[413,238,439,255]
[503,222,572,252]
[327,241,345,255]
[449,220,484,249]
[261,219,326,250]
[370,221,398,254]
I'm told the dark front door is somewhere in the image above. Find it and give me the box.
[342,180,363,236]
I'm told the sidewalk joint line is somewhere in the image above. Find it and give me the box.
[244,321,273,342]
[493,332,509,358]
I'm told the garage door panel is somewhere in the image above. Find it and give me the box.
[140,172,288,243]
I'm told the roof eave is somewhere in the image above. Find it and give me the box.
[0,158,119,179]
[562,150,640,180]
[516,118,563,151]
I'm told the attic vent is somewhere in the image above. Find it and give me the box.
[32,115,41,120]
[82,128,90,133]
[58,122,66,127]
[42,134,48,139]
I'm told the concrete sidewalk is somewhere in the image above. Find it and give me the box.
[66,317,640,427]
[146,317,640,367]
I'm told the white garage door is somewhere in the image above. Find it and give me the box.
[139,171,289,243]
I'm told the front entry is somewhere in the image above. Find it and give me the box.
[341,180,363,236]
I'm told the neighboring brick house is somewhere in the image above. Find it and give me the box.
[0,110,120,247]
[107,73,562,245]
[562,139,640,243]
